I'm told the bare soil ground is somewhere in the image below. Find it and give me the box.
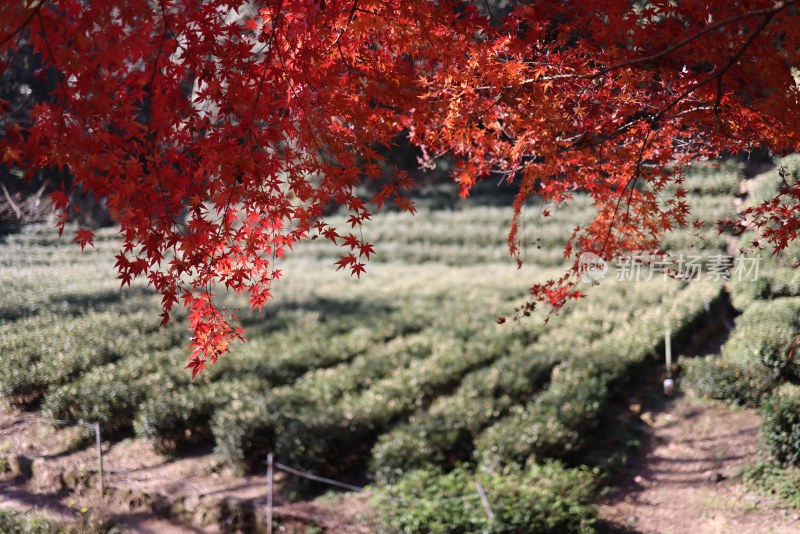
[6,395,799,533]
[599,394,800,534]
[0,408,370,533]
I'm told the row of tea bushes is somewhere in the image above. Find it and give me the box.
[475,358,610,468]
[660,160,742,196]
[369,346,560,483]
[134,376,269,452]
[41,349,189,431]
[137,333,437,453]
[213,329,523,474]
[476,282,723,468]
[291,199,594,267]
[682,356,776,408]
[0,311,182,405]
[373,463,598,534]
[295,240,569,267]
[683,297,800,406]
[748,154,800,205]
[760,384,800,466]
[730,237,800,310]
[0,263,160,320]
[205,322,383,384]
[723,298,800,379]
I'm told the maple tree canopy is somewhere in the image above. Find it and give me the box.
[2,0,800,375]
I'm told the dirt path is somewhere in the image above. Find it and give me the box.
[599,395,800,534]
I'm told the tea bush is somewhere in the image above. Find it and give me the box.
[211,334,438,471]
[761,384,800,466]
[373,463,598,534]
[682,356,776,407]
[370,348,559,482]
[42,349,188,431]
[0,312,181,404]
[134,377,268,452]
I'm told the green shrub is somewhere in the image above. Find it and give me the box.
[733,298,800,330]
[681,356,776,407]
[0,508,120,534]
[476,360,608,468]
[370,349,558,483]
[212,391,279,472]
[373,463,597,534]
[134,377,267,453]
[42,350,187,431]
[0,312,182,404]
[274,331,518,475]
[731,263,800,309]
[761,384,800,466]
[0,510,63,534]
[739,461,800,508]
[724,323,800,379]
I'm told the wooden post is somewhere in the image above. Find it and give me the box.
[266,453,273,534]
[665,327,672,376]
[476,482,494,522]
[94,422,104,496]
[663,327,675,395]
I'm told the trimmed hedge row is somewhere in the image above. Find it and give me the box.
[370,347,560,483]
[214,329,521,474]
[274,329,527,474]
[682,356,776,407]
[0,311,182,404]
[41,349,188,431]
[139,333,436,453]
[723,300,800,380]
[476,282,722,468]
[206,323,382,383]
[134,377,267,452]
[211,333,437,470]
[475,358,610,468]
[373,463,598,534]
[683,297,800,406]
[730,244,800,310]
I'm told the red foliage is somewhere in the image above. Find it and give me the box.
[2,1,800,373]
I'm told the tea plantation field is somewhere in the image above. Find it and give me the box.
[0,162,748,532]
[685,156,800,467]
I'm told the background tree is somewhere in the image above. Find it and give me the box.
[1,0,799,373]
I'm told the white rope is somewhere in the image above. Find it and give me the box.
[274,462,365,492]
[274,460,481,503]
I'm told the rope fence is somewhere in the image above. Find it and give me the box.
[266,452,494,533]
[4,414,497,531]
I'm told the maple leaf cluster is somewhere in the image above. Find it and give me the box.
[2,0,800,373]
